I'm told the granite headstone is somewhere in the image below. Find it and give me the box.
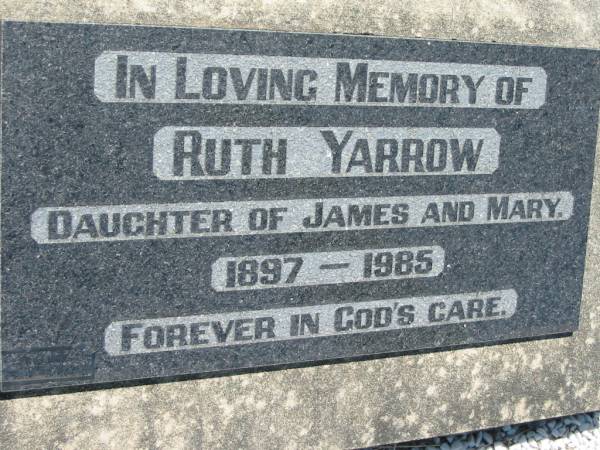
[1,21,599,392]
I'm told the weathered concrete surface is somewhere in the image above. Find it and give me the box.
[3,0,600,48]
[2,1,600,449]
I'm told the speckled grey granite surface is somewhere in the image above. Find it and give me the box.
[2,1,600,449]
[1,20,596,392]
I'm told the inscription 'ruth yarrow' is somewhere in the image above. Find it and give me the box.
[153,127,500,179]
[31,192,572,244]
[94,52,547,108]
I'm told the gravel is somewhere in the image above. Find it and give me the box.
[369,411,600,449]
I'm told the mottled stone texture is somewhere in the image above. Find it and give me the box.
[3,1,600,49]
[2,1,600,449]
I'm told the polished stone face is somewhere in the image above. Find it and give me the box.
[1,21,599,393]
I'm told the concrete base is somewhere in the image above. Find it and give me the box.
[2,1,600,449]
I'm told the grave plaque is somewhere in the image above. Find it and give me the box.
[1,21,599,392]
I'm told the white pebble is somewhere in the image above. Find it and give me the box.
[378,411,600,450]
